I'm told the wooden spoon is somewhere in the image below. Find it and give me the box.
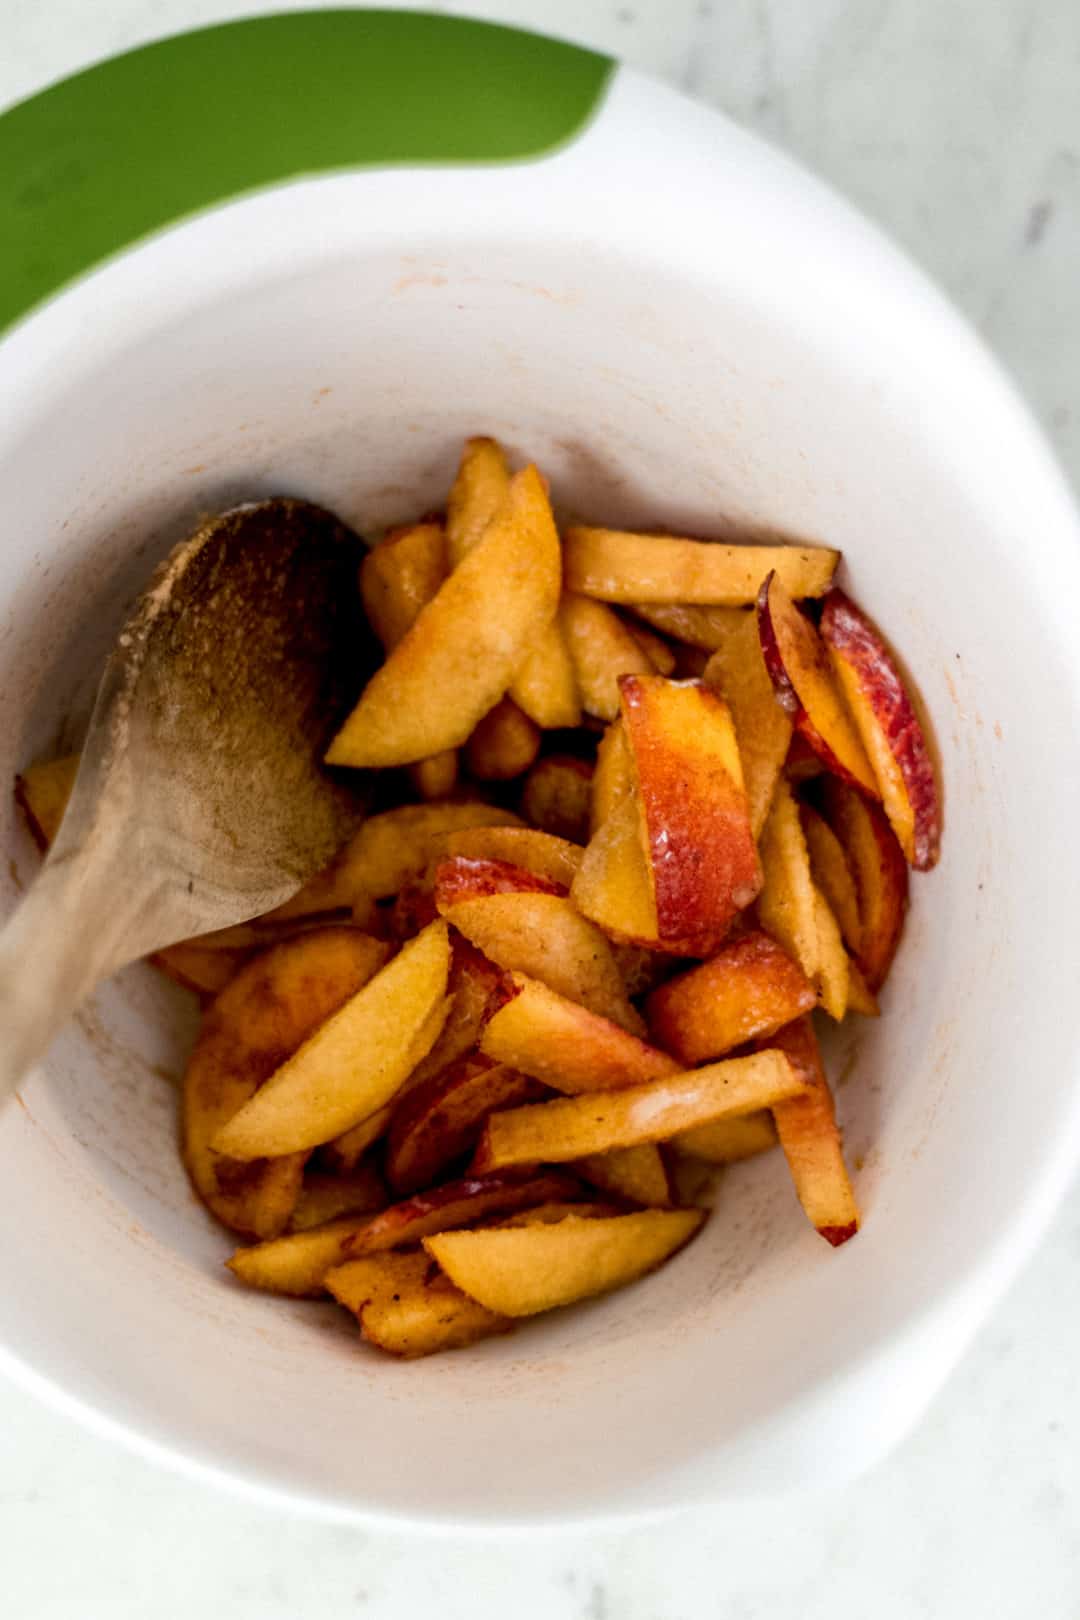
[0,497,371,1099]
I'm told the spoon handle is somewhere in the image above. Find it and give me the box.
[0,843,158,1104]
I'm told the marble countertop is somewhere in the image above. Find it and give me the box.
[2,2,1078,1615]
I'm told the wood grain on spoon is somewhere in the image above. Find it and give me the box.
[0,498,371,1099]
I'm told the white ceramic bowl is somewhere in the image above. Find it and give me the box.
[2,13,1080,1530]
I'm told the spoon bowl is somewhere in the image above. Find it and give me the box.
[0,498,368,1097]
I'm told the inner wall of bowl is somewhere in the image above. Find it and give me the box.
[0,216,1077,1519]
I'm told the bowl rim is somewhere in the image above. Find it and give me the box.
[0,8,613,339]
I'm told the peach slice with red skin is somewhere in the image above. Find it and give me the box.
[226,1169,577,1296]
[433,855,567,907]
[819,588,941,870]
[756,571,879,796]
[405,935,504,1084]
[620,674,761,954]
[645,930,817,1065]
[341,1169,581,1258]
[385,1052,543,1194]
[443,826,583,889]
[438,880,644,1035]
[819,778,908,992]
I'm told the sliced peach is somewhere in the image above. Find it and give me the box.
[437,877,643,1036]
[621,614,676,674]
[360,521,447,655]
[444,826,584,889]
[820,588,941,869]
[211,922,451,1159]
[758,785,851,1019]
[399,934,504,1091]
[844,958,881,1017]
[358,1273,512,1357]
[702,607,792,839]
[672,1111,778,1163]
[645,930,816,1065]
[564,527,839,604]
[182,927,389,1238]
[434,854,566,905]
[341,1169,581,1258]
[571,793,662,947]
[577,728,701,956]
[819,778,908,992]
[385,1054,543,1194]
[228,1169,578,1296]
[360,521,459,798]
[387,875,441,941]
[559,593,657,721]
[327,464,560,766]
[756,572,878,795]
[765,1016,860,1246]
[446,435,510,567]
[574,1145,673,1207]
[289,1162,388,1231]
[480,973,679,1093]
[425,1209,704,1316]
[489,1201,622,1227]
[621,675,761,952]
[509,614,582,730]
[471,1050,804,1172]
[800,803,861,953]
[520,753,593,843]
[274,800,521,914]
[590,719,631,835]
[813,887,850,1021]
[227,1217,384,1297]
[324,1250,432,1315]
[757,778,820,985]
[433,855,566,907]
[466,697,542,781]
[630,603,745,651]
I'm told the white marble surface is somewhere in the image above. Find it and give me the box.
[2,1,1079,1614]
